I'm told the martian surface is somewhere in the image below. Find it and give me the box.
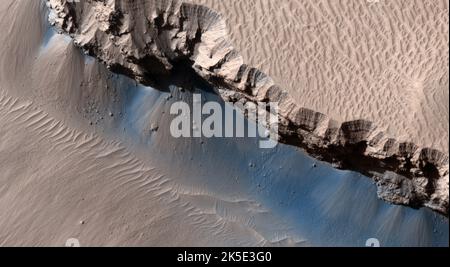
[0,0,448,247]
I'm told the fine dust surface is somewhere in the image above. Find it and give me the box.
[0,0,448,247]
[192,0,449,152]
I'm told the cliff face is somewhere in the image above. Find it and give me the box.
[46,0,448,215]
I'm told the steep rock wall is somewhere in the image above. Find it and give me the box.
[47,0,448,215]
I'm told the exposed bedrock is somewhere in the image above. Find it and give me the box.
[46,0,448,216]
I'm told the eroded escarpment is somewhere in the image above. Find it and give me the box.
[46,0,448,216]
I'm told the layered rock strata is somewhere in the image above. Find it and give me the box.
[46,0,449,215]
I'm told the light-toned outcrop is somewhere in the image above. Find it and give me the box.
[46,0,448,215]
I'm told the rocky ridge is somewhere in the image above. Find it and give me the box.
[46,0,448,215]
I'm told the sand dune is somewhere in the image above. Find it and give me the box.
[193,0,449,153]
[0,89,303,246]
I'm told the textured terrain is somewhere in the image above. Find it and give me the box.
[193,0,449,153]
[0,0,303,246]
[46,0,449,215]
[0,0,448,246]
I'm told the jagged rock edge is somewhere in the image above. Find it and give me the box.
[46,0,449,216]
